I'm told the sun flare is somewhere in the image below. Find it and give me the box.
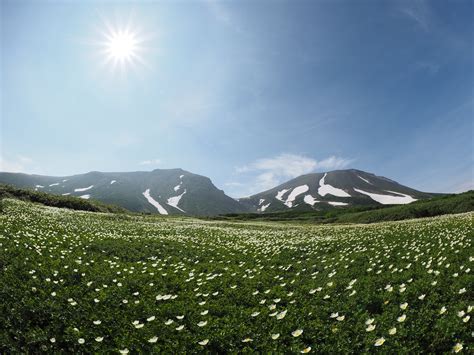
[106,30,139,61]
[97,20,148,73]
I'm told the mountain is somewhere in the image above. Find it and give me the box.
[0,169,248,216]
[239,169,437,213]
[0,168,439,215]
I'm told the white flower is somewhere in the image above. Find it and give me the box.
[366,324,376,332]
[418,294,426,300]
[301,346,311,353]
[147,316,155,322]
[397,314,406,322]
[242,338,253,343]
[400,302,408,310]
[459,288,466,294]
[176,325,184,331]
[93,320,101,325]
[440,306,447,315]
[276,310,287,320]
[292,329,303,337]
[198,321,208,327]
[374,337,385,346]
[148,336,158,343]
[119,349,129,354]
[458,311,465,318]
[165,319,174,325]
[336,315,345,321]
[271,333,280,340]
[453,343,463,353]
[50,338,56,343]
[95,337,104,342]
[463,315,470,323]
[78,338,85,344]
[366,318,375,325]
[251,311,260,317]
[198,339,209,346]
[389,327,397,335]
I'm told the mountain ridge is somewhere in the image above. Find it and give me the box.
[0,168,440,215]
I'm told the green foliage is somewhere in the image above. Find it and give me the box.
[0,199,472,353]
[213,191,474,224]
[0,184,125,214]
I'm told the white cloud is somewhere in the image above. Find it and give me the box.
[139,159,161,166]
[0,155,33,173]
[205,0,242,33]
[400,0,433,32]
[224,181,244,187]
[234,153,353,195]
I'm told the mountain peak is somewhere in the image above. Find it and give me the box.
[241,169,435,213]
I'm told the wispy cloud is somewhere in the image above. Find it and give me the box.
[416,61,440,75]
[139,159,161,166]
[204,0,242,33]
[0,155,34,173]
[233,153,353,196]
[400,0,433,32]
[224,181,244,187]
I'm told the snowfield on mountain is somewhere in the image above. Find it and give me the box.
[0,168,438,216]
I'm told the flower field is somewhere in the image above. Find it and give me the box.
[0,199,472,353]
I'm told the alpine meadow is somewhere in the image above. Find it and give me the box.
[1,0,473,354]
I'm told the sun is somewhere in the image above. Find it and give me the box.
[105,29,139,62]
[96,18,149,73]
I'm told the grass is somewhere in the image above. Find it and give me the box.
[0,198,472,353]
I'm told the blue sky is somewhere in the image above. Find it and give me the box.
[1,0,472,197]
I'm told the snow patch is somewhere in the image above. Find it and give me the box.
[275,189,290,202]
[284,185,309,207]
[259,198,265,205]
[357,175,372,185]
[174,182,182,192]
[304,195,320,206]
[49,182,60,186]
[354,188,417,205]
[318,173,351,197]
[179,174,184,179]
[62,193,71,196]
[110,180,116,184]
[142,189,168,215]
[62,179,68,182]
[167,189,187,212]
[74,185,94,192]
[328,201,348,206]
[79,194,90,199]
[35,185,44,188]
[259,203,271,212]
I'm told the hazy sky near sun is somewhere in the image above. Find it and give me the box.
[1,0,473,197]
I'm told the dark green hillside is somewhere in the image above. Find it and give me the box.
[214,191,474,224]
[0,184,125,213]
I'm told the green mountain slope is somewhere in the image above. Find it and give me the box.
[215,190,474,224]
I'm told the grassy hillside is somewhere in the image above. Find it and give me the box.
[0,198,472,353]
[213,191,474,224]
[0,184,126,214]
